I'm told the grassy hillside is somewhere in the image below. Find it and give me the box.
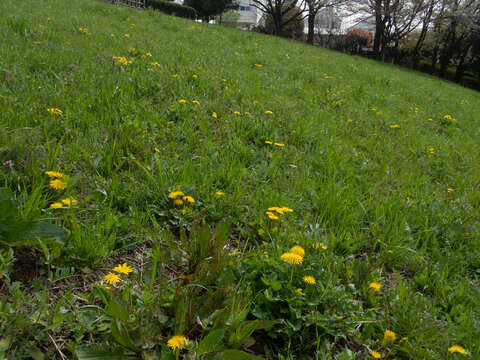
[0,0,479,358]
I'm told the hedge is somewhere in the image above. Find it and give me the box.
[145,0,197,19]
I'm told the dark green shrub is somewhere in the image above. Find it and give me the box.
[145,0,197,19]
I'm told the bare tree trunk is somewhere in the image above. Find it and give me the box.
[307,8,316,44]
[373,0,384,59]
[455,43,472,82]
[439,18,457,78]
[412,0,435,69]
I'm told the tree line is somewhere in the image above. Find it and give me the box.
[164,0,480,87]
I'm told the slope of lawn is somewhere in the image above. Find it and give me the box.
[0,0,479,358]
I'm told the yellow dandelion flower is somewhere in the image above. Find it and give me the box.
[178,99,186,103]
[274,142,285,147]
[280,252,303,265]
[212,112,217,118]
[192,100,200,104]
[265,140,273,145]
[113,263,133,275]
[266,211,279,220]
[145,52,152,57]
[47,108,63,116]
[390,124,400,129]
[45,171,63,178]
[427,117,433,121]
[448,345,466,355]
[50,202,63,208]
[447,188,454,193]
[400,337,408,342]
[234,111,241,115]
[302,276,316,285]
[168,190,184,199]
[172,74,178,78]
[348,119,353,123]
[295,288,303,295]
[290,246,305,257]
[254,64,263,67]
[174,199,183,206]
[183,195,195,204]
[50,179,67,190]
[104,273,120,285]
[369,282,382,292]
[370,351,381,359]
[154,147,161,153]
[384,330,396,342]
[279,207,293,213]
[123,33,130,38]
[265,110,273,114]
[192,74,198,79]
[61,198,77,206]
[216,191,225,196]
[167,335,189,350]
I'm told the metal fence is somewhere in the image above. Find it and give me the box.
[111,0,145,8]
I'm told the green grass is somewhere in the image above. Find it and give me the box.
[0,0,479,358]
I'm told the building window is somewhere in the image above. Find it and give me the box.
[240,6,250,11]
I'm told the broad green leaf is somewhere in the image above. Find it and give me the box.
[212,349,264,360]
[75,346,135,360]
[197,329,225,355]
[110,319,139,352]
[106,301,129,322]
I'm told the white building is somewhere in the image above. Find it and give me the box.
[234,1,257,28]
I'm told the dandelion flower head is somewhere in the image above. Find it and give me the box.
[370,351,381,359]
[448,345,466,355]
[266,211,279,220]
[290,246,305,257]
[104,273,120,285]
[174,199,183,206]
[50,179,67,190]
[302,276,316,285]
[47,108,63,116]
[384,330,396,341]
[45,171,63,178]
[168,190,185,199]
[369,282,382,292]
[113,263,133,275]
[183,195,194,203]
[61,198,77,206]
[167,335,189,350]
[280,252,303,265]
